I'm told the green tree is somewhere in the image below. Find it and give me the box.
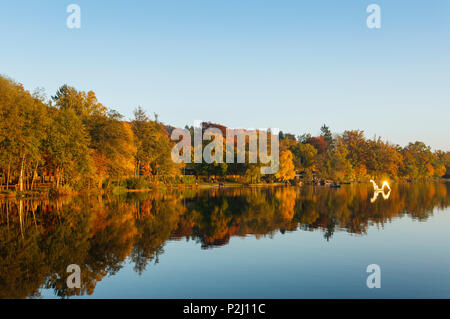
[320,124,334,149]
[320,137,353,182]
[289,142,317,173]
[45,107,92,189]
[132,107,178,178]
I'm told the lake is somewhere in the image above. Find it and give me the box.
[1,182,449,299]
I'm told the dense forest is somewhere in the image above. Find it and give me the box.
[1,75,449,195]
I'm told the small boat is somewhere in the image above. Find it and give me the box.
[329,184,341,188]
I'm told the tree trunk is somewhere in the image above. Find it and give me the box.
[18,155,25,193]
[55,167,60,188]
[25,166,29,191]
[30,162,38,191]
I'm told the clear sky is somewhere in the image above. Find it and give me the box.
[1,0,449,150]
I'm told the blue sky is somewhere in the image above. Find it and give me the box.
[1,0,449,150]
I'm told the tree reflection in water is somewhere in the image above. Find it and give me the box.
[0,182,449,298]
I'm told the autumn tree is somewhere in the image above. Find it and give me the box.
[86,110,136,188]
[132,107,179,178]
[305,136,328,154]
[289,142,317,173]
[52,85,107,118]
[44,107,92,189]
[434,150,450,178]
[401,142,440,179]
[0,76,48,192]
[341,130,369,179]
[275,150,296,182]
[365,137,402,179]
[320,137,353,182]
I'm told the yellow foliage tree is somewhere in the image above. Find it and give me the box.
[275,150,296,181]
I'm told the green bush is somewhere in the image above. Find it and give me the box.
[125,177,150,190]
[180,175,196,185]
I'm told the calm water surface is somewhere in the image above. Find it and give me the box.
[1,182,449,299]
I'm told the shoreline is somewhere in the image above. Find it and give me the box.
[1,179,449,200]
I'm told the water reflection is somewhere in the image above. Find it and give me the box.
[370,189,391,203]
[0,182,449,298]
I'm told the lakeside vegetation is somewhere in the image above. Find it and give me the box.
[1,75,449,197]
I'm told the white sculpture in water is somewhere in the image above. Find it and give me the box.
[370,180,391,192]
[370,180,391,203]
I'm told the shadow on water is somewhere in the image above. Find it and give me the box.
[0,182,449,298]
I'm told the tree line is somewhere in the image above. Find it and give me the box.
[279,124,449,183]
[1,75,449,195]
[187,122,449,183]
[0,75,177,194]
